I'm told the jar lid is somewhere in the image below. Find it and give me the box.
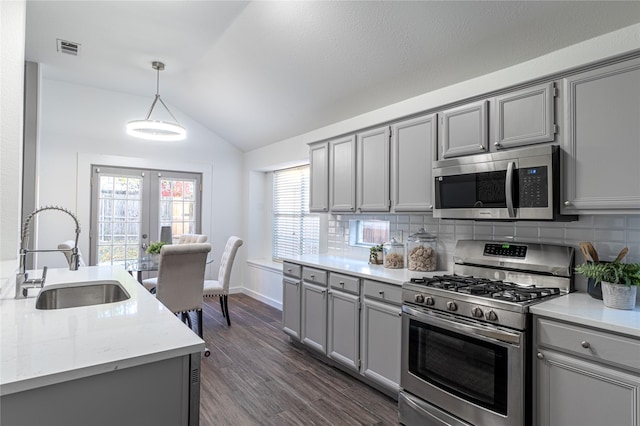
[384,237,403,247]
[408,228,436,242]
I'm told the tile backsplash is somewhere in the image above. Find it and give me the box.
[326,214,640,292]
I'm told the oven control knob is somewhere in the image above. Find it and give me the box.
[414,294,425,304]
[425,296,435,306]
[471,307,484,318]
[446,301,457,311]
[486,310,498,321]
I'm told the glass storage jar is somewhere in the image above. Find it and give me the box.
[406,228,437,271]
[383,237,404,269]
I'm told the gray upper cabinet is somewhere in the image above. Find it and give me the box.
[439,99,488,159]
[562,57,640,212]
[494,82,557,150]
[309,141,329,212]
[329,135,357,212]
[391,114,437,212]
[357,126,390,212]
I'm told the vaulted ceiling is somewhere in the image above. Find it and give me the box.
[25,1,640,152]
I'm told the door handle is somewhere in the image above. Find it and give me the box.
[505,161,516,218]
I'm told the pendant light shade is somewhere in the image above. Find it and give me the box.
[127,61,186,141]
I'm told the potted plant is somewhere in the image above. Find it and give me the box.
[146,241,167,265]
[575,261,640,310]
[369,244,383,265]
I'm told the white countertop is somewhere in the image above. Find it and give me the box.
[284,254,451,285]
[531,292,640,338]
[0,266,205,396]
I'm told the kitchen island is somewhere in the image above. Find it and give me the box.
[0,266,204,426]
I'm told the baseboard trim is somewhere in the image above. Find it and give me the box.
[233,286,282,310]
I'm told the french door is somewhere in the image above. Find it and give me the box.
[89,165,202,266]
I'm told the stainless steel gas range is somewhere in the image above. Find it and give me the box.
[399,240,575,426]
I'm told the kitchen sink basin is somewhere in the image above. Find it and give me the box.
[35,280,130,310]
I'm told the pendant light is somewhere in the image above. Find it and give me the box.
[126,61,186,141]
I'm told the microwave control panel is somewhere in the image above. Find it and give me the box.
[518,166,548,207]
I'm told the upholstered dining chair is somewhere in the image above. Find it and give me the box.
[144,242,211,338]
[203,236,243,326]
[58,240,86,268]
[178,234,208,244]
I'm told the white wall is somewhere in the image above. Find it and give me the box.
[242,23,640,307]
[33,78,244,282]
[0,0,26,288]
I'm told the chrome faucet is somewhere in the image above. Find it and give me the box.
[16,205,81,299]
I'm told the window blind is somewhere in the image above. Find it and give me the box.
[272,165,319,261]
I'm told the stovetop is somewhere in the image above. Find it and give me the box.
[409,274,561,303]
[401,240,575,330]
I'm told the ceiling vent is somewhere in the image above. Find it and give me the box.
[56,39,81,56]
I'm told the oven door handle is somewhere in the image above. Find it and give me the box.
[402,305,522,346]
[506,161,516,218]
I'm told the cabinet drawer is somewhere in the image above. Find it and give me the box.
[283,262,301,279]
[329,273,360,295]
[537,317,640,372]
[302,267,327,286]
[363,279,402,305]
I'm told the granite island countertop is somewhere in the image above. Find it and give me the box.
[0,266,204,396]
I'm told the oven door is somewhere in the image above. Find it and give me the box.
[400,305,525,426]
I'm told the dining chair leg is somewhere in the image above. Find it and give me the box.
[219,296,226,318]
[223,295,231,326]
[197,310,203,338]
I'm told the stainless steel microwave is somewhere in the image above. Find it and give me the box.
[433,145,576,221]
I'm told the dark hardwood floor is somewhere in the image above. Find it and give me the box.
[196,294,399,425]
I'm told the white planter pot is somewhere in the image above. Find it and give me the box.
[601,281,637,310]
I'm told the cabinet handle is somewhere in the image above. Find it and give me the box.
[581,341,590,349]
[378,291,385,297]
[287,268,292,273]
[494,142,501,147]
[537,352,544,360]
[564,201,571,206]
[339,281,345,286]
[310,274,315,279]
[429,204,433,209]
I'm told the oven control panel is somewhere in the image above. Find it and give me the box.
[483,243,527,258]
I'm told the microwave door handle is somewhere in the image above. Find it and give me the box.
[506,161,515,218]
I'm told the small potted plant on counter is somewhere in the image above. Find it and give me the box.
[575,259,640,310]
[146,241,167,265]
[369,244,383,265]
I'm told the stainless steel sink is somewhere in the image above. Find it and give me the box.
[35,280,130,310]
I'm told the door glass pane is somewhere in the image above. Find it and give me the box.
[96,174,144,266]
[159,177,198,243]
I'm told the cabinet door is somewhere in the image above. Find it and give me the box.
[391,115,437,212]
[439,99,488,159]
[360,298,401,393]
[537,349,640,426]
[563,57,640,212]
[357,126,390,212]
[282,277,301,340]
[309,142,329,212]
[329,135,357,212]
[301,281,327,354]
[494,82,557,150]
[327,290,359,371]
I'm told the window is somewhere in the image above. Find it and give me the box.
[349,219,389,247]
[272,165,319,261]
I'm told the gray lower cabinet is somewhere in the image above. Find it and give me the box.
[562,56,640,212]
[1,355,197,426]
[391,114,437,212]
[282,262,302,340]
[301,267,328,353]
[327,289,360,371]
[535,316,640,426]
[361,280,402,393]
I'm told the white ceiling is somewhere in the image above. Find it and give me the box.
[25,1,640,152]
